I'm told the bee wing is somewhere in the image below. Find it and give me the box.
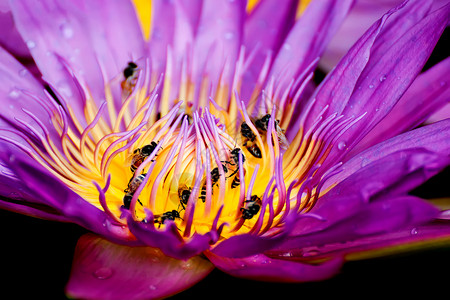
[275,124,290,150]
[125,151,138,167]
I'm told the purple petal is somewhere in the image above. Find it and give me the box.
[66,234,214,300]
[303,1,448,160]
[241,0,298,100]
[125,209,217,260]
[0,8,29,58]
[325,119,450,192]
[10,0,146,118]
[293,148,449,237]
[334,2,450,154]
[0,145,132,242]
[205,250,343,283]
[192,0,246,86]
[268,0,354,93]
[350,57,450,155]
[271,217,450,262]
[210,212,297,258]
[274,195,439,254]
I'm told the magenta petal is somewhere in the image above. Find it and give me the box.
[304,1,448,163]
[192,0,246,86]
[0,145,132,242]
[351,57,450,155]
[125,210,216,260]
[10,0,145,117]
[211,212,297,258]
[205,250,343,283]
[241,0,298,100]
[66,234,214,300]
[326,119,450,192]
[268,0,354,93]
[280,195,439,251]
[0,9,29,58]
[294,149,449,236]
[334,3,450,154]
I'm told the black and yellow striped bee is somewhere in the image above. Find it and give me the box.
[178,185,191,210]
[225,148,245,189]
[199,164,228,202]
[241,195,261,220]
[254,114,290,150]
[154,210,182,228]
[121,61,139,98]
[129,141,158,173]
[240,122,262,158]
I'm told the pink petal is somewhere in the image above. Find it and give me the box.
[268,0,354,93]
[205,250,343,283]
[350,57,450,155]
[66,234,214,300]
[10,0,146,122]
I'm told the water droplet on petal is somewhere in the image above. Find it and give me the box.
[368,84,374,89]
[283,43,291,51]
[149,285,157,291]
[338,141,346,150]
[180,261,192,270]
[379,75,386,82]
[8,89,20,99]
[410,228,418,235]
[9,192,22,200]
[19,69,28,77]
[60,23,74,39]
[26,40,36,49]
[93,267,113,280]
[224,32,234,40]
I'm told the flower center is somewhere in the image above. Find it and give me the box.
[9,56,360,241]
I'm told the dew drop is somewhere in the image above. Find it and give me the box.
[19,69,28,77]
[93,267,113,280]
[180,261,192,270]
[379,75,386,82]
[368,84,374,89]
[224,32,234,40]
[283,43,291,50]
[9,89,20,99]
[26,40,36,49]
[9,192,22,200]
[60,23,74,39]
[302,249,321,257]
[410,228,418,235]
[149,285,157,291]
[337,141,346,150]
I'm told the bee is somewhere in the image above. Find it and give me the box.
[199,164,228,203]
[129,141,158,173]
[254,114,271,133]
[199,184,207,203]
[225,148,245,189]
[240,195,261,220]
[211,164,228,187]
[154,210,182,228]
[254,114,290,151]
[121,61,139,98]
[122,194,143,210]
[178,185,191,210]
[240,122,262,159]
[124,173,147,194]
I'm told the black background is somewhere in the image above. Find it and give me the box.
[0,25,448,300]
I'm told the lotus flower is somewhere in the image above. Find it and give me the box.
[1,0,449,299]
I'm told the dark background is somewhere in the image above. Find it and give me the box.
[0,24,448,300]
